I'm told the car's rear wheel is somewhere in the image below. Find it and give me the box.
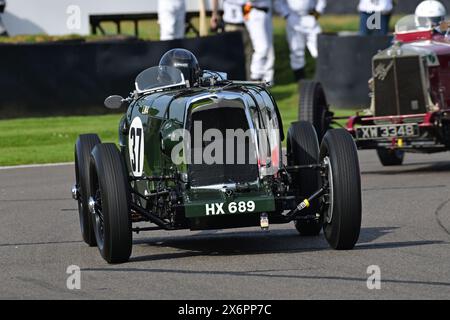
[320,129,362,250]
[74,134,101,246]
[377,148,404,166]
[287,121,322,236]
[90,143,132,263]
[298,81,331,141]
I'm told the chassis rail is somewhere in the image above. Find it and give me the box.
[130,203,175,230]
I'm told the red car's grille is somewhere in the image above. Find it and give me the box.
[373,56,428,116]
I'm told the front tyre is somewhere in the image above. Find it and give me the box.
[320,129,361,250]
[74,134,101,246]
[377,149,404,166]
[287,121,322,236]
[90,143,132,263]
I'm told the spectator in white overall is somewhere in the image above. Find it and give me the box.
[275,0,326,81]
[244,0,275,83]
[158,0,186,41]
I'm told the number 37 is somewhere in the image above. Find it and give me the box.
[129,117,144,177]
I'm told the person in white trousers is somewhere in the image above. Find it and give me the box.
[275,0,326,81]
[244,0,275,83]
[158,0,186,41]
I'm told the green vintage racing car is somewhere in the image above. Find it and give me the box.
[72,49,362,263]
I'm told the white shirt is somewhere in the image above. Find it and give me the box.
[222,0,247,24]
[358,0,393,13]
[221,0,271,24]
[275,0,327,18]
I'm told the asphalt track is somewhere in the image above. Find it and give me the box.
[0,151,449,299]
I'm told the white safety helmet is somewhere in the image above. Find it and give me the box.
[415,0,447,25]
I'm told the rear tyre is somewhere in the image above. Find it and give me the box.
[287,121,322,236]
[320,129,361,250]
[90,143,132,263]
[299,81,331,141]
[74,134,101,246]
[376,149,404,166]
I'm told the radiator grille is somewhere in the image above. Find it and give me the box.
[373,56,427,116]
[187,107,258,187]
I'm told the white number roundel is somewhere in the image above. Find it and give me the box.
[129,117,145,177]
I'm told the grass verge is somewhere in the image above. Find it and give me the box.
[0,108,355,166]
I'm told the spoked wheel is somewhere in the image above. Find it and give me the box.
[377,148,404,166]
[287,121,322,236]
[319,129,362,250]
[90,188,105,247]
[89,143,132,263]
[74,134,101,246]
[298,81,332,141]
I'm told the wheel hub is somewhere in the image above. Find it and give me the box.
[88,196,96,215]
[322,156,334,224]
[71,184,79,200]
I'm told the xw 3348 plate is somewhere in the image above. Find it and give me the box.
[356,124,419,140]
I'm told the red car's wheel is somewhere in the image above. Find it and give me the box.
[377,149,404,166]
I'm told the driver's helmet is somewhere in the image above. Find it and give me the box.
[415,0,447,26]
[159,48,201,87]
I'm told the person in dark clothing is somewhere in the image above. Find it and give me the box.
[358,0,394,36]
[0,0,8,37]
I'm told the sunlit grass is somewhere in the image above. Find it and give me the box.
[0,115,121,166]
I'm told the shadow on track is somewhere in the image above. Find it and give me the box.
[125,227,443,263]
[81,226,449,288]
[83,227,450,289]
[82,266,450,288]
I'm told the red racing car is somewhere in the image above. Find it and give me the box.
[300,15,450,166]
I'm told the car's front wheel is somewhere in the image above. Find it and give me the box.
[377,148,404,166]
[320,129,362,250]
[89,143,132,263]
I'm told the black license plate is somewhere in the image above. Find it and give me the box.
[356,124,419,140]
